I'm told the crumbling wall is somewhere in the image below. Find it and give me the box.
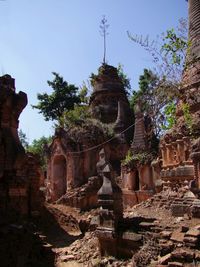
[0,75,43,217]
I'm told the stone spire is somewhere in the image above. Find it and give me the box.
[114,101,125,133]
[131,101,146,152]
[179,0,200,113]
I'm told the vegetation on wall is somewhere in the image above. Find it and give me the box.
[162,101,177,130]
[122,149,154,169]
[59,105,91,128]
[182,103,193,131]
[117,63,132,96]
[90,63,132,96]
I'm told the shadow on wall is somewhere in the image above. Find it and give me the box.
[52,155,67,200]
[0,221,55,267]
[35,205,82,248]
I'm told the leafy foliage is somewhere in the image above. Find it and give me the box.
[27,136,52,170]
[128,18,188,85]
[32,72,81,121]
[79,81,90,104]
[162,101,176,130]
[122,149,153,168]
[128,19,189,135]
[182,103,192,131]
[117,63,132,96]
[162,28,189,65]
[18,129,29,149]
[18,130,52,170]
[129,69,179,136]
[59,105,91,128]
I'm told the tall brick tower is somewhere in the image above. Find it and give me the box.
[181,0,200,100]
[188,0,200,60]
[176,0,200,136]
[159,0,200,185]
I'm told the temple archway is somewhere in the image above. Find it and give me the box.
[52,155,67,200]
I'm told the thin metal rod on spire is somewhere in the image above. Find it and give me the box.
[100,15,109,64]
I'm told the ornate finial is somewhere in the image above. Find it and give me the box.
[99,15,109,64]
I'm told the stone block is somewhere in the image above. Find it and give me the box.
[183,236,198,244]
[122,232,142,242]
[168,262,183,267]
[195,251,200,261]
[171,204,189,217]
[160,230,172,239]
[170,231,185,243]
[194,224,200,230]
[185,228,200,237]
[191,205,200,218]
[171,248,194,262]
[139,221,156,231]
[158,253,172,265]
[181,225,189,233]
[160,241,174,256]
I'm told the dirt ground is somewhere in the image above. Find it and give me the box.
[1,199,200,267]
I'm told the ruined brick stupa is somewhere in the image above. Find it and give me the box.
[46,64,134,205]
[160,0,200,187]
[0,75,43,216]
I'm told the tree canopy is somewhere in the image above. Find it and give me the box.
[32,72,81,121]
[130,68,179,136]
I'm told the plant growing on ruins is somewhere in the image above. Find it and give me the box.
[90,63,131,96]
[182,103,193,132]
[32,72,81,121]
[59,105,91,128]
[122,149,153,168]
[79,81,91,104]
[117,63,132,96]
[162,101,176,130]
[122,150,133,166]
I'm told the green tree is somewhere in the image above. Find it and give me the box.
[162,101,176,130]
[32,72,81,121]
[128,18,189,85]
[117,63,132,96]
[128,19,189,135]
[59,105,90,128]
[162,28,189,66]
[129,69,179,136]
[79,81,90,104]
[18,129,29,149]
[27,136,52,170]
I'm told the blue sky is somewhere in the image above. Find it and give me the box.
[0,0,187,143]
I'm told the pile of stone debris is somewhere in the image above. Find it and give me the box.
[56,176,101,210]
[55,231,134,267]
[48,193,200,267]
